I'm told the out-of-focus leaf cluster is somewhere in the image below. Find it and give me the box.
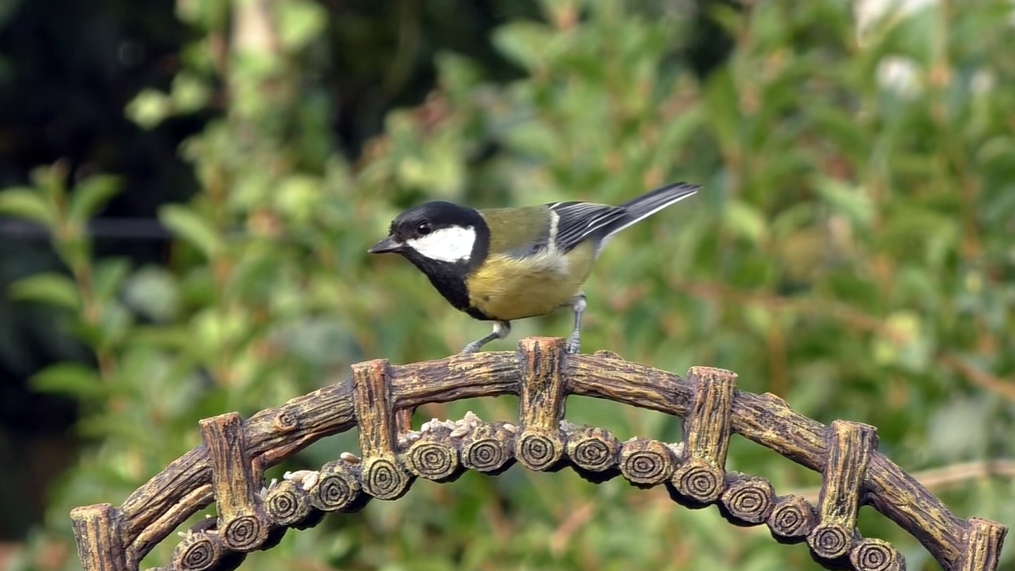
[2,0,1014,570]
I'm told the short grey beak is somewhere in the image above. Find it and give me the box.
[368,235,402,254]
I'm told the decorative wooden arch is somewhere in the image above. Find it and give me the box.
[70,337,1007,571]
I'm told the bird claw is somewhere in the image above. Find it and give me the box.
[460,343,480,355]
[565,332,581,354]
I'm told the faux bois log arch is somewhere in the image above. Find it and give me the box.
[69,337,1008,571]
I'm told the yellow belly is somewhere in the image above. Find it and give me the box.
[466,242,594,321]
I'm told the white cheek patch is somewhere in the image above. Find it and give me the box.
[406,226,476,263]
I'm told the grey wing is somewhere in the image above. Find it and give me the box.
[548,201,627,253]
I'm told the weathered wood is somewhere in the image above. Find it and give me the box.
[70,504,125,571]
[127,484,213,569]
[515,338,568,471]
[619,438,676,487]
[171,528,244,571]
[263,480,318,528]
[122,381,359,556]
[808,420,877,562]
[850,538,905,571]
[682,367,738,467]
[958,518,1007,571]
[671,367,737,505]
[719,474,775,526]
[119,352,686,553]
[199,413,272,552]
[566,425,621,478]
[567,353,691,416]
[768,494,817,542]
[460,422,515,473]
[404,432,462,481]
[309,459,367,513]
[865,450,966,565]
[730,391,825,470]
[68,339,1006,571]
[351,360,413,499]
[395,408,413,432]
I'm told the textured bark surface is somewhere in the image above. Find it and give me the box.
[351,360,413,500]
[70,337,1007,571]
[808,420,878,563]
[198,414,271,552]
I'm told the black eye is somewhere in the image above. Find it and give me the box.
[417,222,432,235]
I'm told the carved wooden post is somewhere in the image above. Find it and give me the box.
[404,421,462,482]
[767,494,817,543]
[460,422,515,473]
[351,359,413,499]
[172,530,243,571]
[395,408,413,432]
[719,475,775,526]
[310,459,367,513]
[620,438,676,486]
[671,366,737,505]
[849,538,904,571]
[263,478,323,529]
[567,425,621,482]
[69,504,126,571]
[515,337,568,471]
[808,420,877,563]
[958,518,1007,571]
[199,413,272,552]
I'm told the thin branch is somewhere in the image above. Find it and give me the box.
[939,354,1015,403]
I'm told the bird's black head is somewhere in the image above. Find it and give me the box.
[368,201,490,312]
[368,201,487,263]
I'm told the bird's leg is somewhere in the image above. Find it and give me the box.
[565,293,586,354]
[461,321,511,354]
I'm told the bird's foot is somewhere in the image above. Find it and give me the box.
[565,332,581,354]
[460,321,510,355]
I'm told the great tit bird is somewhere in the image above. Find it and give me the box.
[368,181,700,354]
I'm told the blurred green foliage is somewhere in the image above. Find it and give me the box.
[2,0,1014,570]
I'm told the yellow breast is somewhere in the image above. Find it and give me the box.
[466,241,595,321]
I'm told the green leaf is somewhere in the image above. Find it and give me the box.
[30,362,106,399]
[123,266,180,322]
[30,162,69,202]
[126,88,172,129]
[170,73,211,113]
[67,320,103,349]
[701,68,739,155]
[159,204,222,257]
[0,187,54,226]
[9,272,80,310]
[93,257,132,303]
[872,310,933,373]
[812,176,874,228]
[96,300,134,349]
[69,175,121,223]
[503,120,559,160]
[276,0,327,51]
[492,22,553,70]
[53,236,92,274]
[436,53,482,99]
[723,200,767,243]
[129,325,195,349]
